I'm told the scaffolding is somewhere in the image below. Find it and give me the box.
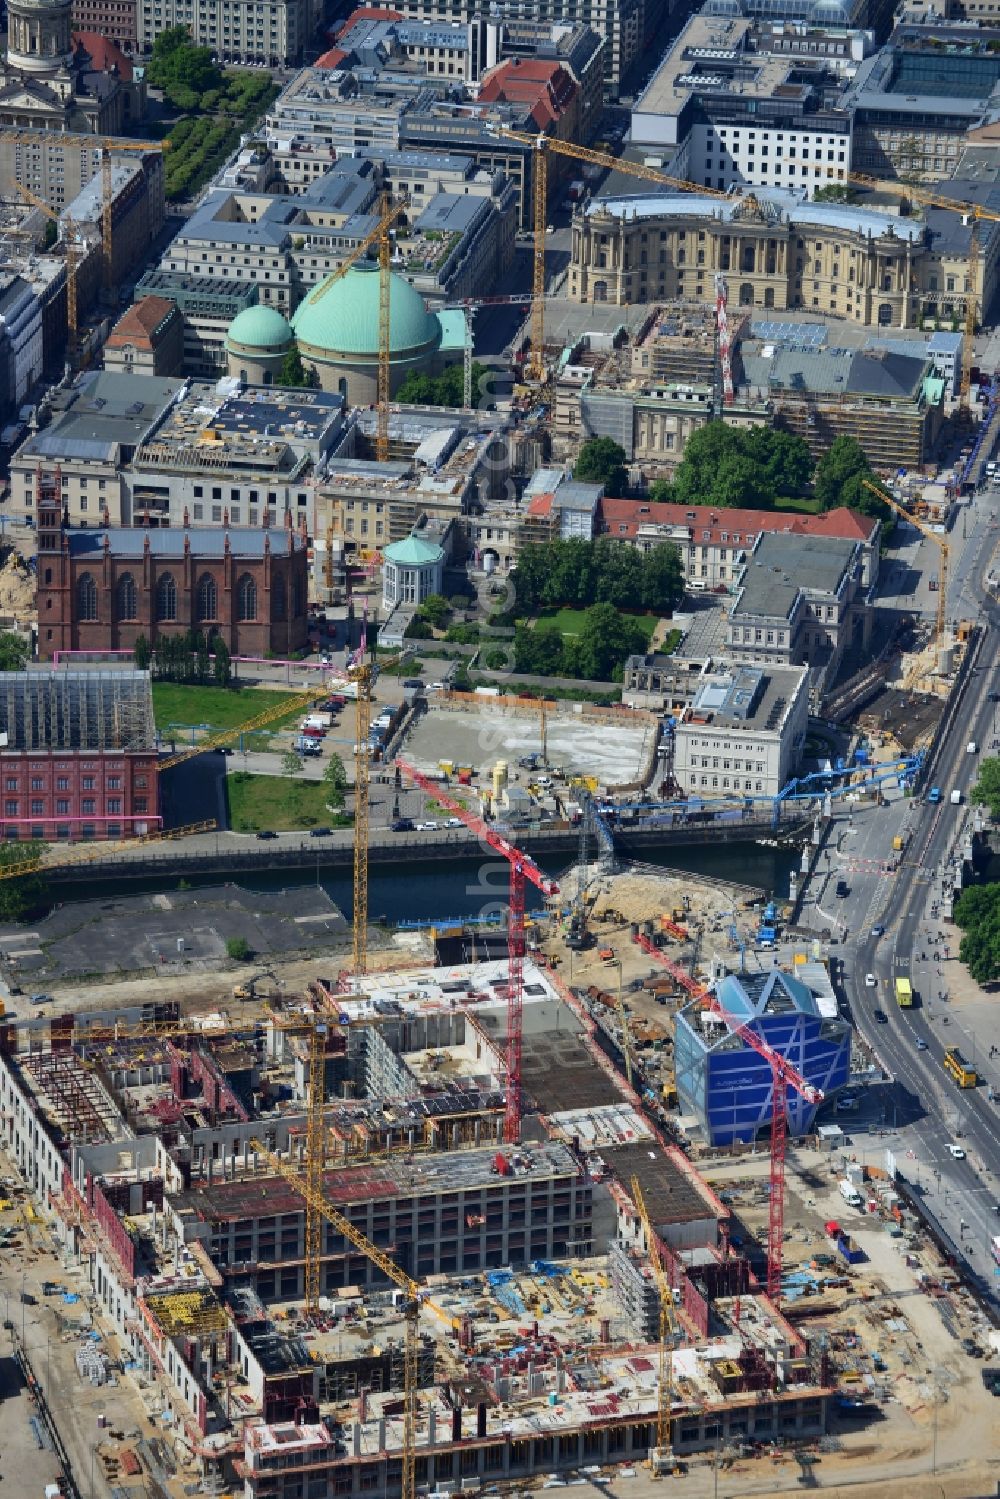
[0,669,154,752]
[143,1289,229,1338]
[24,1050,123,1144]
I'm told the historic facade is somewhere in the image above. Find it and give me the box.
[569,190,993,329]
[35,482,310,660]
[0,0,128,132]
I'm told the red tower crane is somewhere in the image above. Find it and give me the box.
[632,933,822,1303]
[395,758,559,1142]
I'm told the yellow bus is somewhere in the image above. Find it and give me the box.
[894,977,913,1007]
[943,1046,977,1089]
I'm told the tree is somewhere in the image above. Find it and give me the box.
[513,622,566,676]
[640,544,685,612]
[225,936,251,961]
[133,634,151,671]
[323,753,348,808]
[813,436,873,512]
[575,437,628,494]
[971,757,1000,819]
[212,635,231,688]
[0,841,45,923]
[396,362,488,408]
[663,422,814,511]
[281,749,303,811]
[953,883,1000,984]
[574,604,647,681]
[147,26,222,109]
[404,616,433,640]
[0,631,29,671]
[278,343,312,389]
[42,219,57,250]
[418,594,451,631]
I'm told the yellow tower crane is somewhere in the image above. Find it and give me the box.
[847,173,1000,408]
[249,1140,467,1499]
[0,821,217,884]
[861,479,949,671]
[631,1176,678,1476]
[7,181,81,347]
[98,140,167,296]
[492,128,734,382]
[157,688,320,771]
[377,192,393,463]
[349,640,375,976]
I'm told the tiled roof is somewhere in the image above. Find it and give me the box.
[596,499,877,547]
[107,296,177,346]
[72,31,133,80]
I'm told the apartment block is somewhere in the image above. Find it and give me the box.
[137,0,312,66]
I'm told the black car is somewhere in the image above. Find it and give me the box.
[873,1009,889,1024]
[256,830,278,840]
[835,880,850,898]
[391,817,415,832]
[310,827,331,838]
[981,1366,1000,1394]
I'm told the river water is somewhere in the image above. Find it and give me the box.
[61,841,799,927]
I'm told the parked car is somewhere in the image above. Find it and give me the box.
[391,818,415,832]
[256,830,278,841]
[309,827,331,838]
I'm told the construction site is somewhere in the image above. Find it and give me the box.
[0,872,993,1499]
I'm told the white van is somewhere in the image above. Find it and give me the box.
[839,1179,863,1208]
[689,579,707,592]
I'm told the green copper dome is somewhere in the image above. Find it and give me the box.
[385,534,445,566]
[226,304,294,351]
[292,263,441,359]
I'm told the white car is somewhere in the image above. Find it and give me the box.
[946,1144,966,1159]
[446,817,465,828]
[865,973,877,988]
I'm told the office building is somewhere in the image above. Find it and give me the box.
[674,966,851,1146]
[0,665,157,842]
[137,0,313,66]
[104,295,185,378]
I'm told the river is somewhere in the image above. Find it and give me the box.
[52,841,799,927]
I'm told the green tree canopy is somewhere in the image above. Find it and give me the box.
[0,631,30,671]
[971,757,1000,819]
[418,594,451,630]
[954,883,1000,984]
[659,422,815,510]
[0,841,45,923]
[396,362,488,409]
[574,437,628,494]
[147,26,222,108]
[277,343,312,389]
[322,754,348,808]
[572,604,648,681]
[511,537,683,617]
[813,436,874,512]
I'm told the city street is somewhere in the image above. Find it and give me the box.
[797,483,1000,1297]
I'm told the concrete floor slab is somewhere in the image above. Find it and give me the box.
[400,703,653,786]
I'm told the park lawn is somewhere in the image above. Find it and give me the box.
[152,684,305,738]
[537,607,660,642]
[226,771,352,833]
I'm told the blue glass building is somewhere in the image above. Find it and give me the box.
[674,969,850,1146]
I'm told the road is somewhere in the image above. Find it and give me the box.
[827,486,1000,1300]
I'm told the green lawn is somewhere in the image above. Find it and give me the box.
[773,495,822,515]
[225,771,352,832]
[537,607,660,641]
[152,684,305,739]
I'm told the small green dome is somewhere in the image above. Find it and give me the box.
[292,263,441,360]
[227,304,294,352]
[385,535,444,566]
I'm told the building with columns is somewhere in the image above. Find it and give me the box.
[569,189,994,330]
[0,0,128,131]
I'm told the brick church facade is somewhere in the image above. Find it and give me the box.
[35,474,310,660]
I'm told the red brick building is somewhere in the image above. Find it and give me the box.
[36,485,310,661]
[0,669,157,843]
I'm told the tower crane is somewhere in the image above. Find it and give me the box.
[631,936,821,1303]
[377,193,392,462]
[158,688,322,771]
[6,181,82,348]
[847,172,1000,407]
[861,478,949,667]
[300,196,408,312]
[631,1176,678,1474]
[97,140,167,297]
[491,127,734,382]
[395,757,559,1141]
[0,820,216,883]
[248,1138,467,1499]
[348,606,376,976]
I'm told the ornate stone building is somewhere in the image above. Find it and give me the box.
[35,478,309,660]
[0,0,127,131]
[569,190,994,330]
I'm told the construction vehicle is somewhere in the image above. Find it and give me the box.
[943,1046,977,1088]
[232,972,277,1001]
[894,977,913,1008]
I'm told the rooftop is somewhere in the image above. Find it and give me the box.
[739,342,931,401]
[17,371,185,466]
[134,380,346,475]
[584,190,925,244]
[65,527,305,560]
[733,531,859,618]
[597,498,878,545]
[682,664,808,731]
